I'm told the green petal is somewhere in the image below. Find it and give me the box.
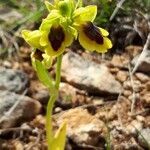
[68,26,78,39]
[73,5,97,24]
[65,28,74,46]
[58,0,72,17]
[21,30,41,48]
[45,1,55,12]
[75,0,82,9]
[40,20,53,32]
[40,12,60,31]
[40,31,48,47]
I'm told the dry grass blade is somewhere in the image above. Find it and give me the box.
[109,0,126,21]
[131,33,150,75]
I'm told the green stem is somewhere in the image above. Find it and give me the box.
[46,92,57,147]
[46,54,63,150]
[55,54,63,90]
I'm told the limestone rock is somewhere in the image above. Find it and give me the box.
[54,107,105,146]
[61,52,122,96]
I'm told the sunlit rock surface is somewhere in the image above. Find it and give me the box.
[61,52,122,96]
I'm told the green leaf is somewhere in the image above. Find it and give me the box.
[51,122,67,150]
[35,60,54,90]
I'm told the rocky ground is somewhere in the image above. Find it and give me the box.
[0,45,149,150]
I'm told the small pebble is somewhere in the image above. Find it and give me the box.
[135,73,149,83]
[136,115,145,122]
[126,120,143,135]
[123,81,132,90]
[54,107,62,113]
[123,90,132,97]
[116,71,128,82]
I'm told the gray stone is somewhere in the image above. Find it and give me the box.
[0,90,41,128]
[61,52,122,95]
[0,67,29,93]
[138,128,150,149]
[33,89,49,104]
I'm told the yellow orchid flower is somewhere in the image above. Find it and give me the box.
[38,8,74,57]
[72,5,112,53]
[77,21,112,53]
[40,23,74,57]
[21,30,54,68]
[22,0,112,58]
[22,9,74,57]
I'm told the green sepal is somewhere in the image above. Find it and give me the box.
[58,0,71,17]
[21,30,42,49]
[45,1,55,12]
[69,26,78,39]
[40,11,60,31]
[34,60,54,90]
[73,5,97,24]
[58,0,75,17]
[75,0,82,9]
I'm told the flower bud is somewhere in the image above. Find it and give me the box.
[58,0,71,17]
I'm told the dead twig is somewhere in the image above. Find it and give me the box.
[116,88,124,128]
[130,108,150,117]
[109,0,126,21]
[131,33,150,75]
[26,128,42,150]
[128,64,137,114]
[0,89,27,124]
[0,125,32,136]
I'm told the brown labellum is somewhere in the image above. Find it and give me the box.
[83,21,103,44]
[48,26,65,51]
[33,49,43,61]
